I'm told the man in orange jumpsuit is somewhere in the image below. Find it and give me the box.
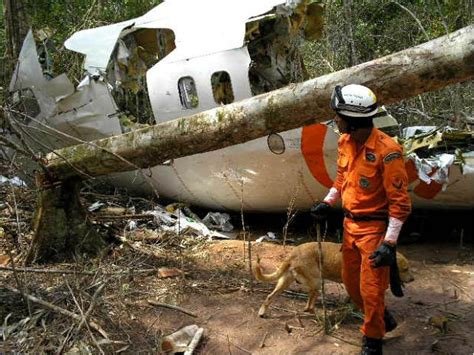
[311,84,412,355]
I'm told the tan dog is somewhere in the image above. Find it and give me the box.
[255,242,414,317]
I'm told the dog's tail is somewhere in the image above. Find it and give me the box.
[254,259,291,282]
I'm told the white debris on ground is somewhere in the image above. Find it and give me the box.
[462,152,474,175]
[202,212,234,232]
[161,324,204,354]
[149,207,232,240]
[88,197,234,240]
[88,201,105,212]
[256,231,278,243]
[0,176,26,187]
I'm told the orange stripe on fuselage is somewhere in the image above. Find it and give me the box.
[301,124,334,189]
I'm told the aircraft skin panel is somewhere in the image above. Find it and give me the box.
[48,80,123,142]
[103,124,474,211]
[7,31,122,152]
[147,47,252,123]
[152,128,318,212]
[9,30,45,92]
[65,0,287,72]
[408,160,474,209]
[105,127,327,212]
[64,20,135,74]
[135,0,287,63]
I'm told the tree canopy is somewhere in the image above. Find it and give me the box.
[1,0,473,125]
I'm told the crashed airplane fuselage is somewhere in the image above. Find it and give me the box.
[6,0,474,211]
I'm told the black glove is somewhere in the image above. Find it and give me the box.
[310,201,331,220]
[369,242,396,268]
[390,260,404,297]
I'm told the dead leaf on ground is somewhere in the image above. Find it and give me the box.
[429,315,449,333]
[158,267,183,278]
[0,254,11,266]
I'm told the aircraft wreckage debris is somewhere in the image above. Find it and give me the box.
[43,25,474,180]
[4,0,472,262]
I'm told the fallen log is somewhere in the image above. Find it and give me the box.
[29,26,474,263]
[46,25,474,180]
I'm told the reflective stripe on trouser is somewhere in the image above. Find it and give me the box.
[342,230,389,339]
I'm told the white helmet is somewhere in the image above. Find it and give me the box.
[330,84,378,118]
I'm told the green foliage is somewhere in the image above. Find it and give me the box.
[301,0,473,126]
[0,1,4,52]
[1,0,472,127]
[0,1,6,103]
[303,0,473,76]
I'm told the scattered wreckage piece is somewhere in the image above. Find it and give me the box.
[403,127,474,156]
[160,324,204,354]
[400,126,474,195]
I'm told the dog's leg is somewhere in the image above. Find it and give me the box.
[304,287,320,313]
[258,272,295,317]
[303,277,321,313]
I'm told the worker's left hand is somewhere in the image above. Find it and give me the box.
[390,261,404,297]
[369,242,396,268]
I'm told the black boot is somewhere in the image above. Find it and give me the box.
[361,336,383,355]
[384,308,397,332]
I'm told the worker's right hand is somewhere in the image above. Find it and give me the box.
[310,201,331,220]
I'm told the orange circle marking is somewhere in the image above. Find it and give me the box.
[302,124,334,189]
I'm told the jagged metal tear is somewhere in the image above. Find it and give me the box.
[64,0,290,73]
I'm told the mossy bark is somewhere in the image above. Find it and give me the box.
[26,176,104,264]
[45,25,474,181]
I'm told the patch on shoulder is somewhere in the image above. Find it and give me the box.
[365,152,376,162]
[383,152,402,163]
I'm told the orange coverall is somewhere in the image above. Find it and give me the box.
[333,128,411,339]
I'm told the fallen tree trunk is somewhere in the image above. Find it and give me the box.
[46,25,474,180]
[26,176,105,264]
[29,26,474,263]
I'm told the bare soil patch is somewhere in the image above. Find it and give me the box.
[1,184,473,353]
[144,240,474,354]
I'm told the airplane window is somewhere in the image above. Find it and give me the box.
[178,77,199,109]
[267,133,285,155]
[211,71,234,105]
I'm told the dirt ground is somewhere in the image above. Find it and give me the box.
[1,189,474,354]
[113,239,474,354]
